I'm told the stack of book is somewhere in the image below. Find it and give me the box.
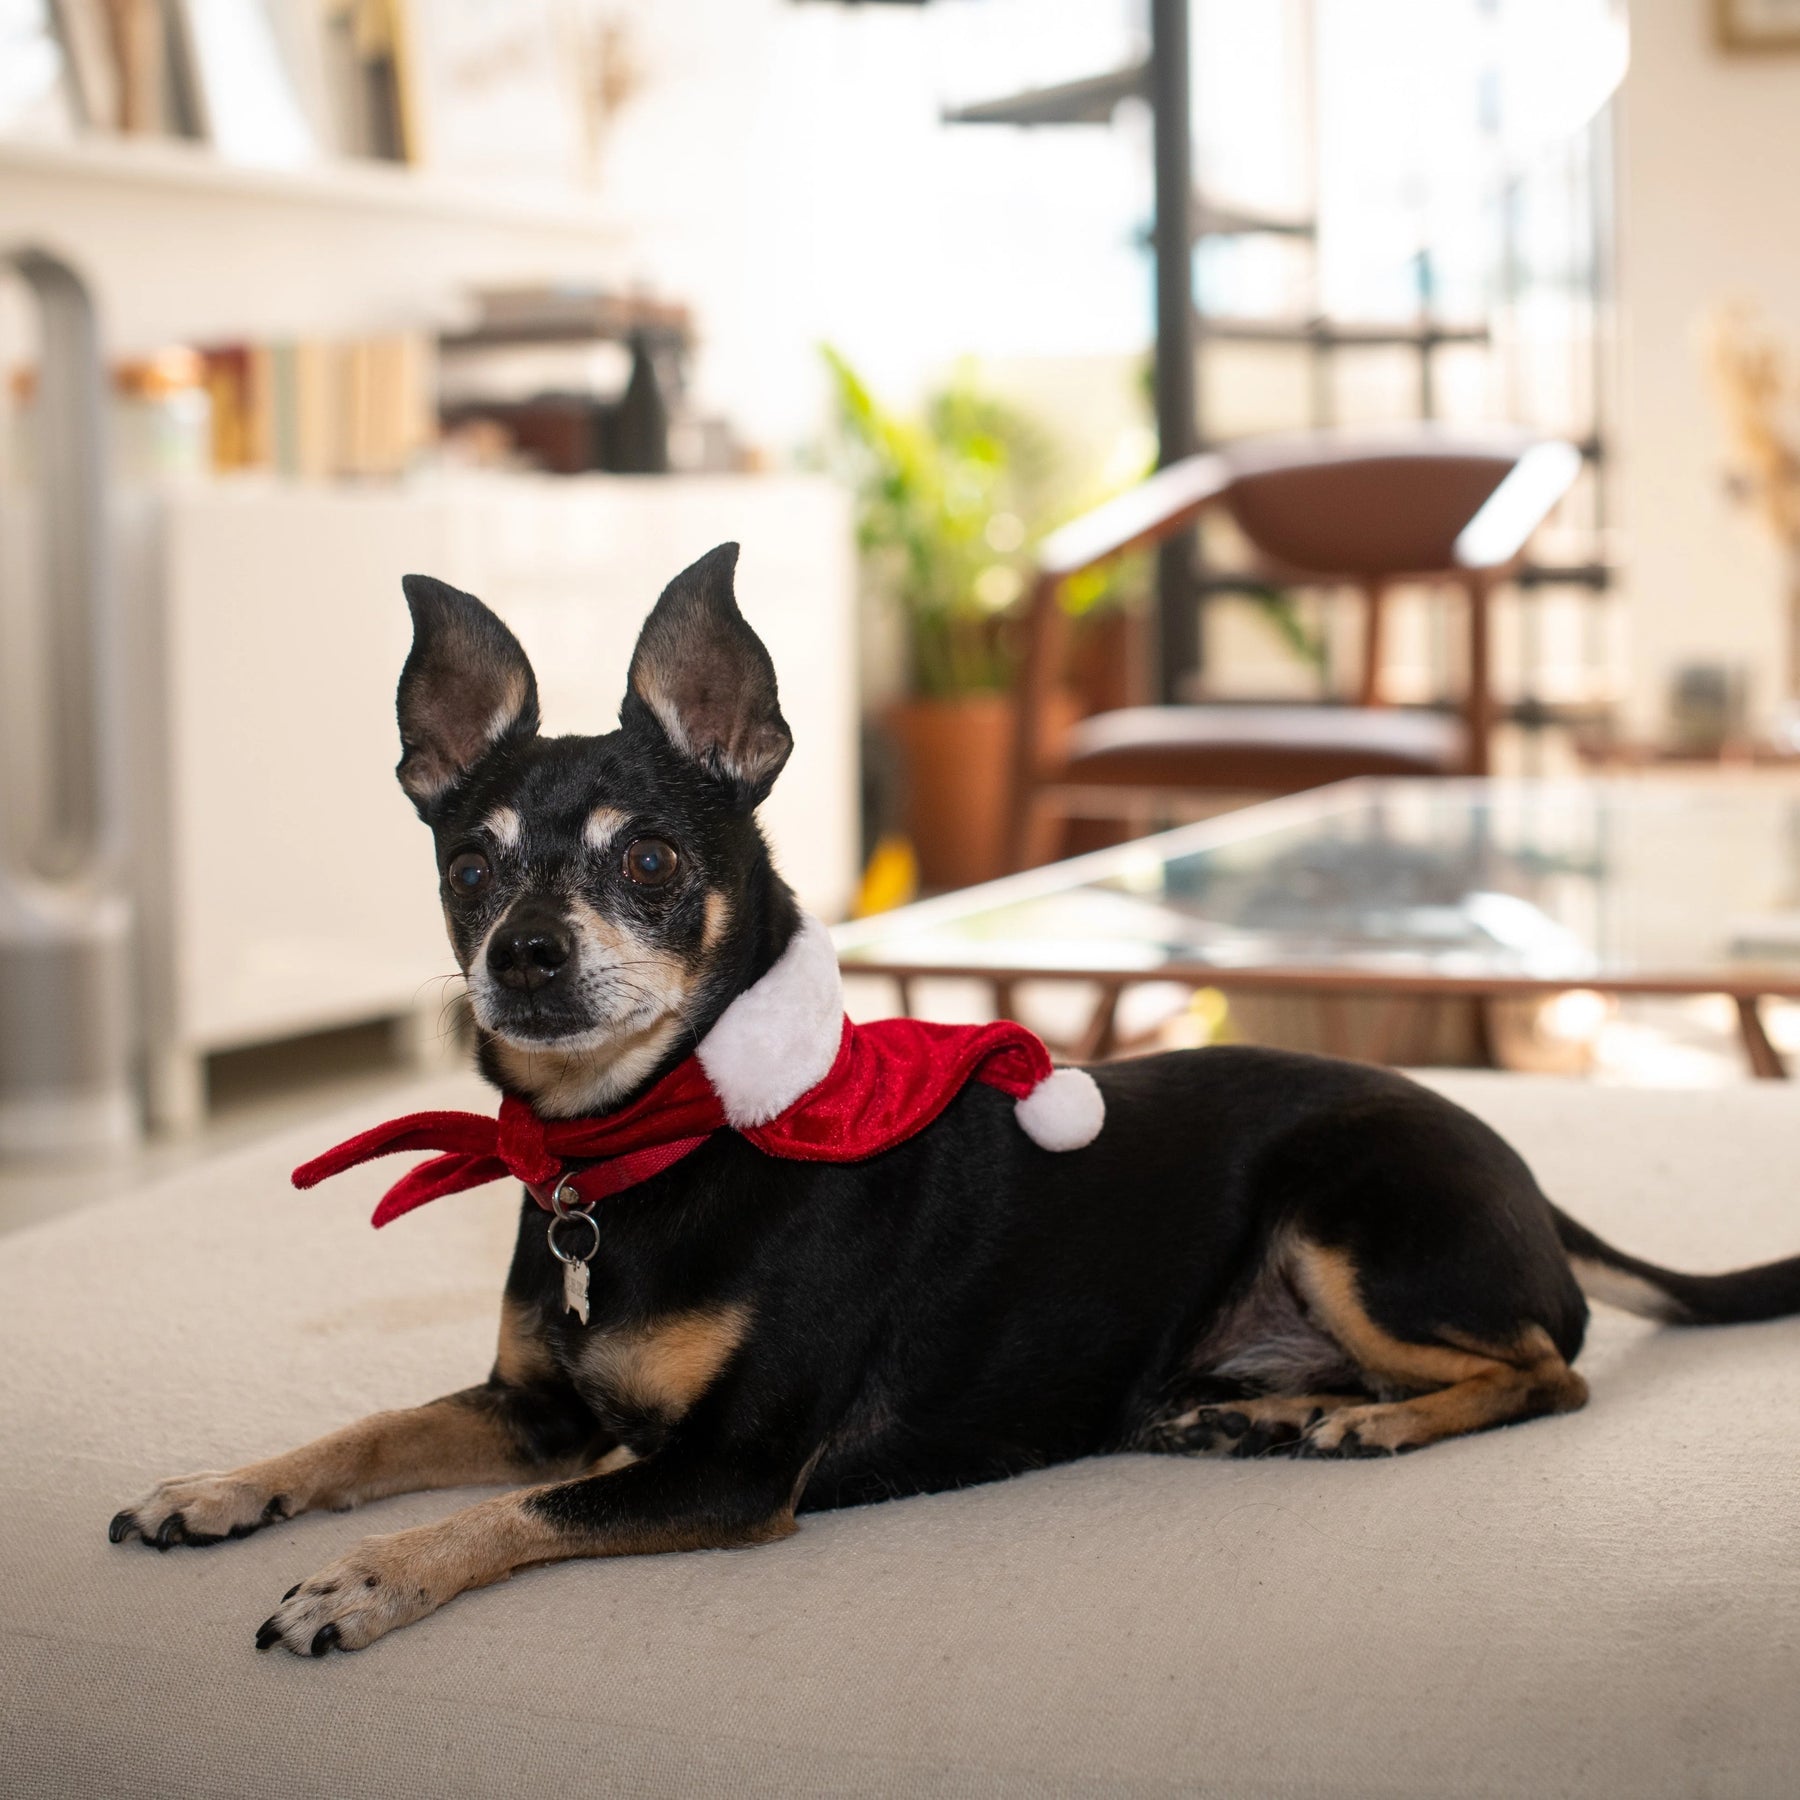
[198,333,435,479]
[27,2,628,187]
[33,0,408,163]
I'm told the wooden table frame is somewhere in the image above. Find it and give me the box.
[842,958,1796,1079]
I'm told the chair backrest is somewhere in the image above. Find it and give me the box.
[1008,426,1577,861]
[1220,427,1537,580]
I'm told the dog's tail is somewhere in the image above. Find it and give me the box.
[1553,1205,1800,1325]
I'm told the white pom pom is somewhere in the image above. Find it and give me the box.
[1013,1067,1105,1152]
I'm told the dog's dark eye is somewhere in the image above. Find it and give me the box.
[446,851,491,897]
[623,838,678,888]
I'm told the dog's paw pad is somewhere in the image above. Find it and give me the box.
[1150,1405,1255,1455]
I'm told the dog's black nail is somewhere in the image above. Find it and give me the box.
[282,1583,301,1602]
[107,1511,136,1544]
[152,1514,183,1551]
[310,1624,340,1657]
[1216,1410,1249,1437]
[255,1619,282,1651]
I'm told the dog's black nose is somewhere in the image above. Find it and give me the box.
[487,916,573,992]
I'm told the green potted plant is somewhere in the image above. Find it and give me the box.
[822,347,1057,888]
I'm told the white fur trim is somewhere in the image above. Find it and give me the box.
[697,913,845,1128]
[1013,1067,1105,1152]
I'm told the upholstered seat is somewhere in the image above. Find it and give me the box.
[1060,702,1467,792]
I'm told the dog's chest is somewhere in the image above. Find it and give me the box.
[562,1305,750,1428]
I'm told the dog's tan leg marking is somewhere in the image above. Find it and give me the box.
[257,1473,794,1655]
[110,1386,591,1550]
[1284,1242,1588,1455]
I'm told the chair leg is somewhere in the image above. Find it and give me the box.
[1074,981,1125,1061]
[1464,575,1493,775]
[1010,787,1067,873]
[1358,581,1389,708]
[1737,996,1788,1080]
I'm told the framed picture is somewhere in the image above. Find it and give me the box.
[393,0,585,186]
[1717,0,1800,50]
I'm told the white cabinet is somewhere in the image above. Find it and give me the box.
[133,474,856,1127]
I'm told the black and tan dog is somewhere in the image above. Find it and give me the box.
[110,544,1800,1656]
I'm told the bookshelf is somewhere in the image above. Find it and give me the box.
[0,132,630,239]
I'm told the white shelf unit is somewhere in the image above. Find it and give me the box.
[131,474,858,1131]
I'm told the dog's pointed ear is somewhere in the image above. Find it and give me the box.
[395,574,539,815]
[623,543,793,808]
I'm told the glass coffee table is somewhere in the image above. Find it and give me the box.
[832,776,1800,1078]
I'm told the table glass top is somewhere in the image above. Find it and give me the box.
[833,778,1800,994]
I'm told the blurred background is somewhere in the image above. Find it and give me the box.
[6,0,1800,1217]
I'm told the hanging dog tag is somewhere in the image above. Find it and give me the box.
[562,1257,591,1326]
[547,1182,601,1327]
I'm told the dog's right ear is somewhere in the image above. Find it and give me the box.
[395,575,539,816]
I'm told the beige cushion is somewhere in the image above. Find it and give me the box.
[3,1070,1798,1798]
[1062,704,1467,789]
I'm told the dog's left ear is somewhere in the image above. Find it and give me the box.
[624,542,793,808]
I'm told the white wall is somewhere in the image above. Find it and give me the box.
[594,0,1150,453]
[1617,0,1800,735]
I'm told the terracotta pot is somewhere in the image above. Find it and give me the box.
[887,693,1016,890]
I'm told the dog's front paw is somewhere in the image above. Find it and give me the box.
[109,1472,290,1550]
[255,1532,447,1656]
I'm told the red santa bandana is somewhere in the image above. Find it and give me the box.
[293,915,1106,1228]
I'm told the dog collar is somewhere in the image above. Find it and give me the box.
[293,914,1105,1228]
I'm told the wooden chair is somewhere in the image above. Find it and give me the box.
[1008,428,1582,870]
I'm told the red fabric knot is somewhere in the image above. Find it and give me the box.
[495,1095,560,1187]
